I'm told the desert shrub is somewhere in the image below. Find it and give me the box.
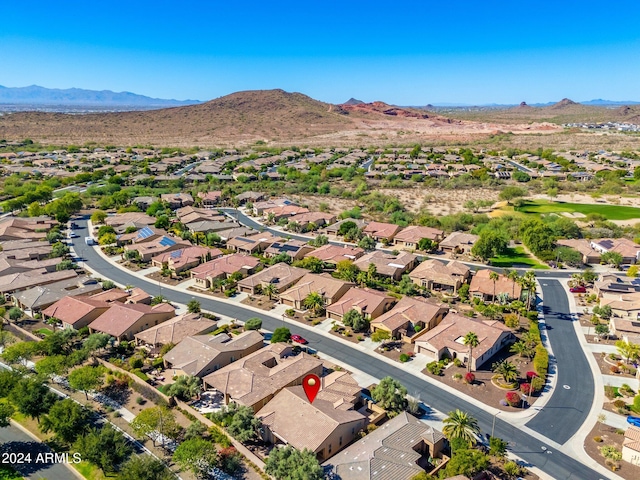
[285,308,296,317]
[414,325,422,333]
[453,358,462,368]
[224,288,236,297]
[610,365,620,374]
[129,356,144,369]
[399,353,410,363]
[136,396,145,405]
[453,373,463,380]
[613,399,627,409]
[505,391,521,407]
[632,395,640,413]
[426,361,443,376]
[593,436,603,442]
[520,383,532,395]
[604,385,619,400]
[464,372,475,384]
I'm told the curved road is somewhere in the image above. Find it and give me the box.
[71,217,600,479]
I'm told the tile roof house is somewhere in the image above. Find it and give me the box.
[104,212,155,228]
[393,226,445,250]
[190,254,261,289]
[187,220,241,235]
[88,288,130,303]
[439,232,479,254]
[0,217,57,242]
[556,239,599,264]
[590,238,640,264]
[42,296,111,330]
[176,206,225,225]
[227,232,282,254]
[264,240,315,262]
[326,287,396,322]
[235,191,265,204]
[353,251,418,281]
[134,313,217,347]
[362,222,403,243]
[0,239,52,261]
[257,383,367,461]
[203,344,323,412]
[237,263,308,295]
[289,212,337,229]
[469,269,522,301]
[151,246,221,274]
[197,191,222,208]
[279,273,354,310]
[414,313,515,370]
[305,244,365,265]
[117,226,165,245]
[323,412,446,480]
[324,218,369,237]
[263,205,310,222]
[88,302,176,341]
[408,259,470,293]
[0,269,79,295]
[12,276,102,313]
[370,296,449,344]
[163,330,264,378]
[622,425,640,466]
[160,192,194,209]
[123,233,191,262]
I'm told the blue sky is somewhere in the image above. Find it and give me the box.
[2,1,639,104]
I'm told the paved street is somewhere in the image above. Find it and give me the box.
[70,215,608,479]
[0,423,80,480]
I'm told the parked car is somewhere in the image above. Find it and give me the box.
[291,334,308,344]
[569,286,586,293]
[627,416,640,427]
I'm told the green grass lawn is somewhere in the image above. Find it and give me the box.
[490,246,549,269]
[515,199,640,220]
[34,328,53,336]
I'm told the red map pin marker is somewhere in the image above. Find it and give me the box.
[302,374,321,404]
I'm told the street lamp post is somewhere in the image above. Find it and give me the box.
[491,411,501,438]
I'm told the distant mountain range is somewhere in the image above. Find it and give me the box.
[421,99,640,108]
[0,85,201,107]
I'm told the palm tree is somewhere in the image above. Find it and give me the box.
[367,263,377,283]
[506,269,519,300]
[303,292,325,315]
[489,271,500,304]
[492,359,519,384]
[266,212,276,225]
[463,332,479,373]
[510,340,533,358]
[521,271,537,311]
[443,409,480,448]
[262,283,277,301]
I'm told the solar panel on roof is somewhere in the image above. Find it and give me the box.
[169,249,183,258]
[159,237,177,247]
[137,226,154,239]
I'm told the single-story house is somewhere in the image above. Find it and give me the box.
[408,259,470,293]
[393,226,445,250]
[304,244,364,265]
[469,269,522,302]
[353,251,418,281]
[134,312,218,348]
[264,240,315,262]
[622,426,640,466]
[279,273,353,310]
[42,295,111,330]
[590,238,640,264]
[237,264,308,295]
[326,287,396,322]
[191,254,261,289]
[227,232,282,254]
[362,222,403,243]
[439,232,479,254]
[88,302,176,341]
[151,246,221,274]
[370,296,449,343]
[160,192,194,209]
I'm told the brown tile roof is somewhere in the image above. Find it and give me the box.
[325,412,444,480]
[362,222,403,240]
[42,296,111,327]
[203,344,322,408]
[591,238,640,259]
[469,269,522,298]
[104,212,155,227]
[151,246,219,269]
[263,205,309,217]
[257,386,366,454]
[372,296,449,332]
[237,264,307,291]
[89,288,130,303]
[279,273,353,303]
[415,313,511,361]
[439,232,479,249]
[191,254,260,279]
[0,269,78,294]
[393,225,444,243]
[197,191,222,201]
[305,244,364,263]
[353,251,417,277]
[624,426,640,453]
[134,313,217,346]
[409,259,469,286]
[88,302,175,338]
[326,287,395,318]
[163,331,264,376]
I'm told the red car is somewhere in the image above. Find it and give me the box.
[570,286,587,293]
[291,334,308,344]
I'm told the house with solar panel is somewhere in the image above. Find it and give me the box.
[151,246,222,274]
[117,226,165,245]
[123,228,191,262]
[227,232,283,255]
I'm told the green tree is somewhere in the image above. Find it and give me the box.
[458,283,470,302]
[90,210,107,224]
[463,332,479,373]
[2,341,37,365]
[117,455,174,480]
[471,229,508,261]
[595,323,610,340]
[68,365,104,400]
[35,355,69,378]
[8,307,23,323]
[602,251,624,269]
[520,219,557,256]
[510,341,534,359]
[83,333,112,359]
[627,265,639,278]
[303,291,325,314]
[187,299,201,314]
[489,436,508,457]
[262,283,277,300]
[0,402,14,428]
[154,215,170,229]
[270,327,291,344]
[184,420,207,441]
[244,318,262,331]
[99,232,117,246]
[10,377,57,422]
[293,256,324,273]
[343,309,369,332]
[442,409,480,446]
[335,260,359,281]
[371,377,407,414]
[616,339,640,364]
[417,238,437,252]
[443,448,489,477]
[264,445,324,480]
[492,359,519,384]
[213,402,261,442]
[172,437,218,478]
[309,234,329,247]
[166,375,202,401]
[371,329,391,346]
[358,236,376,250]
[74,426,133,474]
[554,246,583,268]
[131,406,182,448]
[489,271,500,304]
[40,398,90,444]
